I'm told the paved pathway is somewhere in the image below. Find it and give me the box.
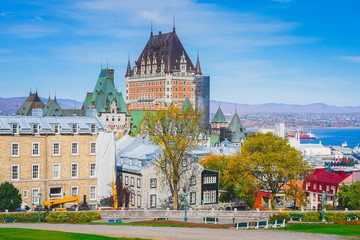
[0,223,352,240]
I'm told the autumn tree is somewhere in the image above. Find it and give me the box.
[141,105,204,210]
[286,181,307,209]
[234,132,309,209]
[200,154,258,208]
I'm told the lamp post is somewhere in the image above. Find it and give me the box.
[335,198,338,210]
[38,192,42,222]
[322,190,326,222]
[184,193,188,222]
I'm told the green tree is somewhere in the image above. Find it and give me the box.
[337,181,360,209]
[235,132,309,209]
[0,182,22,211]
[141,105,204,210]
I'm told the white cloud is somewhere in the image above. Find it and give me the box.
[338,56,360,63]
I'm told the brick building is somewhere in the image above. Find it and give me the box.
[0,108,105,209]
[125,27,210,127]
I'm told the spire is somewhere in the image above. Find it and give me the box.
[212,106,227,123]
[151,20,153,36]
[48,92,50,101]
[125,56,131,77]
[173,16,176,33]
[54,91,57,101]
[195,49,202,75]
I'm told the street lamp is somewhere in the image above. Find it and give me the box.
[335,198,338,210]
[184,193,188,222]
[322,191,326,222]
[38,192,42,222]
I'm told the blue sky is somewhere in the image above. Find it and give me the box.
[1,0,360,106]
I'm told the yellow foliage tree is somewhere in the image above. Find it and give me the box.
[141,105,204,210]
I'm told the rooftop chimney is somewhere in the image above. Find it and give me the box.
[32,108,43,117]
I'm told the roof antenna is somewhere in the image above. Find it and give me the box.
[151,20,153,36]
[173,16,176,33]
[54,90,56,101]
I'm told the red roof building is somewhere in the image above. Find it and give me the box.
[303,168,359,210]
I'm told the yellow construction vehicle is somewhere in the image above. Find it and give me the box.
[43,195,89,211]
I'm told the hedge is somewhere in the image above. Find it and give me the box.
[269,212,360,222]
[0,212,100,223]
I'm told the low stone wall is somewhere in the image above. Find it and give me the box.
[100,209,360,220]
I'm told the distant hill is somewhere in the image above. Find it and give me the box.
[1,96,359,115]
[210,100,360,114]
[0,97,83,115]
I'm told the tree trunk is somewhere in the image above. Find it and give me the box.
[293,189,298,210]
[173,181,178,210]
[270,195,276,209]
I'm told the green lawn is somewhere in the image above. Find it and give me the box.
[0,228,148,240]
[280,224,360,237]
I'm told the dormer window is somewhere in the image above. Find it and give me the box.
[12,124,18,134]
[91,124,96,134]
[33,124,39,134]
[129,159,133,165]
[54,124,59,134]
[72,124,78,134]
[106,116,109,121]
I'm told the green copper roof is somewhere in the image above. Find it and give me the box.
[43,98,65,116]
[180,98,193,114]
[83,68,129,115]
[212,107,227,123]
[231,129,245,143]
[130,110,157,133]
[210,134,220,147]
[228,112,245,133]
[16,91,45,116]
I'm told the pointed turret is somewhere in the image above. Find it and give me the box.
[195,51,202,75]
[125,58,131,77]
[212,106,227,123]
[180,98,193,113]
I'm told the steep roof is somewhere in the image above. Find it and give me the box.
[132,30,195,75]
[43,98,65,116]
[130,110,157,133]
[179,98,193,113]
[228,113,245,133]
[16,91,45,116]
[82,68,129,115]
[212,107,227,123]
[231,129,246,143]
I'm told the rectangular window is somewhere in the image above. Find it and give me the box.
[131,193,135,206]
[313,193,316,201]
[11,165,19,180]
[53,142,60,156]
[32,164,40,179]
[203,190,217,204]
[190,192,196,205]
[190,176,196,186]
[125,176,129,185]
[131,177,134,187]
[32,142,40,156]
[53,164,60,179]
[204,176,216,184]
[90,163,96,177]
[150,194,156,208]
[71,163,78,178]
[319,184,322,190]
[71,186,78,197]
[32,188,40,204]
[137,195,141,208]
[89,186,96,200]
[12,124,18,134]
[23,190,28,198]
[11,143,20,157]
[326,185,330,191]
[91,124,96,133]
[137,178,141,188]
[33,124,39,134]
[71,142,78,155]
[150,178,157,188]
[313,183,317,190]
[72,124,78,134]
[90,142,96,155]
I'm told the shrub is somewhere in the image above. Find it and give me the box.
[0,212,48,222]
[269,212,290,221]
[336,220,360,225]
[325,204,335,210]
[0,182,22,211]
[45,212,100,223]
[269,211,359,222]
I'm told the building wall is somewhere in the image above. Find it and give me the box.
[0,133,99,209]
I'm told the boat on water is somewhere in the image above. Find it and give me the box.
[286,130,317,140]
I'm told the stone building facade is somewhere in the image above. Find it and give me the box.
[0,109,105,209]
[125,27,210,127]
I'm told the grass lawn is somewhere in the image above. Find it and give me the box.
[280,224,360,237]
[0,228,148,240]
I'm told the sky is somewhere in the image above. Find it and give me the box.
[1,0,360,106]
